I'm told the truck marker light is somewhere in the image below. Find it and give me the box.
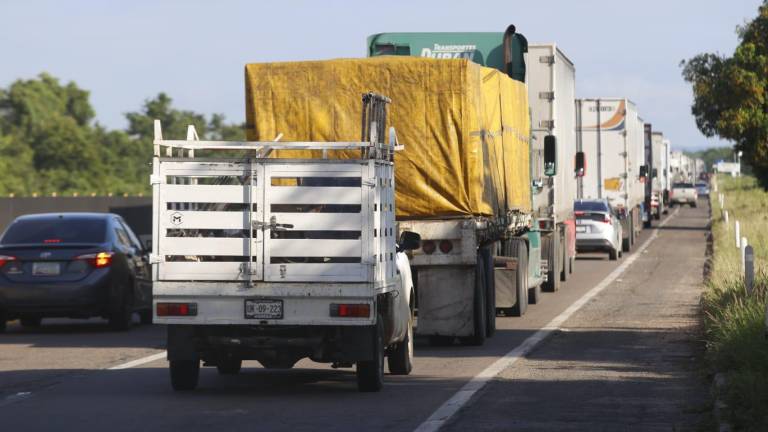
[330,303,370,318]
[44,239,62,244]
[156,302,198,317]
[439,240,453,254]
[422,240,436,254]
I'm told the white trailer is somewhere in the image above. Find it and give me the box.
[575,98,645,252]
[526,44,577,292]
[151,95,418,392]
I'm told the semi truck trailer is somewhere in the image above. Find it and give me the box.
[650,131,669,219]
[367,27,576,298]
[244,54,548,346]
[575,98,645,252]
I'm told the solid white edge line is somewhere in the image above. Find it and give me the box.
[107,351,167,370]
[413,208,679,432]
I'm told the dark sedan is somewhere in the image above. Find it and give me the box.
[0,213,151,332]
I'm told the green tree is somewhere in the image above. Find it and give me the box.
[682,1,768,187]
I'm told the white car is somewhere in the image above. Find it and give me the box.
[574,199,623,261]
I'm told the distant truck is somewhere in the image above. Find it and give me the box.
[650,131,669,219]
[367,27,578,296]
[152,94,418,392]
[576,98,645,252]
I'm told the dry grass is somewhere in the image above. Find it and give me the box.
[705,175,768,430]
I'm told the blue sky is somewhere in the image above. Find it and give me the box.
[0,0,761,151]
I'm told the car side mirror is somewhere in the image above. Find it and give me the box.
[398,231,421,252]
[142,238,152,252]
[575,151,585,177]
[544,135,557,177]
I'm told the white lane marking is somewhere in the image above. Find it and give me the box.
[107,351,167,370]
[414,208,679,432]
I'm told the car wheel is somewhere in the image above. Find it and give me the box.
[20,317,42,328]
[109,284,134,331]
[216,357,242,375]
[357,314,385,392]
[388,303,414,375]
[170,360,200,391]
[609,248,618,261]
[139,309,153,325]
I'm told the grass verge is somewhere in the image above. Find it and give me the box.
[705,175,768,430]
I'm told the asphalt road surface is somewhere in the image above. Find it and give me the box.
[0,202,709,431]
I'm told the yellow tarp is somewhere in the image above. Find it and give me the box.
[245,56,531,219]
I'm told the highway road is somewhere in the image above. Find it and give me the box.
[0,203,709,431]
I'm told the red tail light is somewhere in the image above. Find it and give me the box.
[76,252,114,268]
[439,240,454,254]
[330,303,370,318]
[43,239,62,244]
[157,302,197,317]
[603,215,611,224]
[574,211,585,216]
[422,240,436,254]
[0,255,17,267]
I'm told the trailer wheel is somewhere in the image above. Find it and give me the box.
[216,357,242,375]
[542,234,561,292]
[560,231,568,282]
[357,315,385,392]
[511,240,529,316]
[170,360,200,391]
[481,247,496,338]
[388,302,414,375]
[460,258,487,346]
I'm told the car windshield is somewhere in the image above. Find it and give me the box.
[696,183,707,187]
[1,218,107,244]
[673,183,694,188]
[574,201,609,212]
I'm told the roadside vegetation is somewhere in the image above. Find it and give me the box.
[706,175,768,430]
[0,74,244,197]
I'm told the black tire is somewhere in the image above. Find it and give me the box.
[691,202,698,208]
[170,360,200,391]
[460,259,487,346]
[511,240,529,316]
[569,255,575,274]
[139,309,153,325]
[560,232,568,282]
[618,248,623,258]
[654,210,661,220]
[216,357,242,375]
[609,248,618,261]
[622,236,631,253]
[109,284,134,331]
[388,302,414,375]
[629,214,636,246]
[20,317,42,328]
[542,234,561,292]
[357,315,385,392]
[481,247,495,338]
[0,315,6,333]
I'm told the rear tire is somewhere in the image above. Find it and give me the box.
[216,357,242,375]
[461,260,487,346]
[692,202,698,208]
[560,232,568,282]
[511,240,529,316]
[388,306,414,375]
[20,317,42,328]
[139,309,153,325]
[109,285,134,331]
[609,248,618,261]
[542,234,561,292]
[357,315,385,392]
[481,247,495,338]
[170,360,200,391]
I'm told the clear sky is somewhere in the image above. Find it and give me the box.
[0,0,761,151]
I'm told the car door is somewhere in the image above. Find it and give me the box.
[114,219,150,307]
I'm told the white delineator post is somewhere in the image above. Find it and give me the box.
[735,221,741,248]
[723,210,729,228]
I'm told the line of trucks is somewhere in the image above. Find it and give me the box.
[150,25,683,392]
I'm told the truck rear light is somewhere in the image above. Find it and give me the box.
[0,255,16,267]
[75,252,113,268]
[422,240,436,254]
[439,240,453,253]
[330,303,370,318]
[538,220,548,229]
[156,302,198,317]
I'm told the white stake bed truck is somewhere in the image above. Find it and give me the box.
[151,94,419,392]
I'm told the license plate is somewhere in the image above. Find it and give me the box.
[32,262,60,276]
[576,226,587,233]
[244,299,283,319]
